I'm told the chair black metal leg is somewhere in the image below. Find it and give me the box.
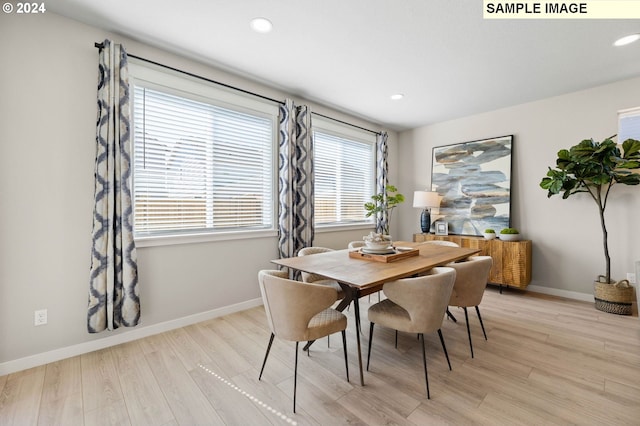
[342,330,349,382]
[437,329,452,371]
[420,333,430,399]
[367,322,375,371]
[446,308,458,323]
[475,306,487,340]
[293,341,299,413]
[259,333,275,380]
[464,307,474,358]
[327,334,330,347]
[396,330,399,348]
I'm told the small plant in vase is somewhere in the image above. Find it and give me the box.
[499,228,520,241]
[483,228,496,240]
[364,184,405,237]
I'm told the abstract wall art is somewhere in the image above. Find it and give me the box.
[430,135,513,236]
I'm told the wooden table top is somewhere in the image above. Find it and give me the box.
[271,241,480,291]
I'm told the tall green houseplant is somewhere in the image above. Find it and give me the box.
[540,137,640,284]
[364,184,405,235]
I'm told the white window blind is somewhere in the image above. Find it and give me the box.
[313,120,376,227]
[131,83,275,238]
[619,107,640,142]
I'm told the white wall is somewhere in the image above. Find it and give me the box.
[0,12,398,373]
[396,77,640,298]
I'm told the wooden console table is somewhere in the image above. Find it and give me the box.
[413,234,532,290]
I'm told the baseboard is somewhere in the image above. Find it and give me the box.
[0,298,263,376]
[526,285,594,302]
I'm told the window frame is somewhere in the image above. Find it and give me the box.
[128,60,279,247]
[312,116,377,231]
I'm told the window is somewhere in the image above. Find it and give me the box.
[313,117,376,227]
[129,62,278,241]
[619,106,640,142]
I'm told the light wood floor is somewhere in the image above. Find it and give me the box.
[2,287,640,425]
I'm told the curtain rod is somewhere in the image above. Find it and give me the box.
[94,42,281,105]
[311,112,381,135]
[94,42,382,136]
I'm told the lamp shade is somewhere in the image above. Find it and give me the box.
[413,191,440,208]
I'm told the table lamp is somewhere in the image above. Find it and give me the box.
[413,191,440,233]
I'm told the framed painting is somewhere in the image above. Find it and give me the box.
[430,135,513,236]
[434,221,448,235]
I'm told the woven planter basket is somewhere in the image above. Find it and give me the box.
[594,277,634,315]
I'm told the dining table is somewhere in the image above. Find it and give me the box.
[271,240,481,386]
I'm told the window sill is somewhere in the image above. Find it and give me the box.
[135,229,278,248]
[135,224,375,248]
[315,223,375,233]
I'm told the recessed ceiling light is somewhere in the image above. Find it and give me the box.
[250,17,273,34]
[613,33,640,47]
[390,93,404,100]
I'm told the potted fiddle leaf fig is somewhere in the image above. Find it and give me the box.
[540,137,640,314]
[364,184,405,236]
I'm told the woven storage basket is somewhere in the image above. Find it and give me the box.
[594,277,634,315]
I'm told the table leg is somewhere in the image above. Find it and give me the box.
[334,294,352,312]
[336,283,364,386]
[351,289,365,386]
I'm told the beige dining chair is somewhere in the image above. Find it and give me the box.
[347,240,366,249]
[297,247,344,299]
[257,270,349,413]
[366,267,456,399]
[447,256,493,358]
[298,247,347,346]
[420,240,460,247]
[420,240,460,323]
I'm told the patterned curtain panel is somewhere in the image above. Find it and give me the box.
[375,131,389,234]
[278,99,314,261]
[88,40,140,333]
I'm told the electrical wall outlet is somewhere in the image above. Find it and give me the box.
[34,309,47,326]
[627,272,637,284]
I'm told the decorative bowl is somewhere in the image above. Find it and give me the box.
[363,231,392,250]
[483,232,496,240]
[499,233,521,241]
[365,240,391,250]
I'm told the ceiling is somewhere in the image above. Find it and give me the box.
[49,0,640,131]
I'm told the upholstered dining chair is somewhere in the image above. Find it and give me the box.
[447,256,493,358]
[420,240,460,322]
[420,240,460,247]
[257,270,349,413]
[366,267,456,399]
[297,247,344,299]
[347,241,366,249]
